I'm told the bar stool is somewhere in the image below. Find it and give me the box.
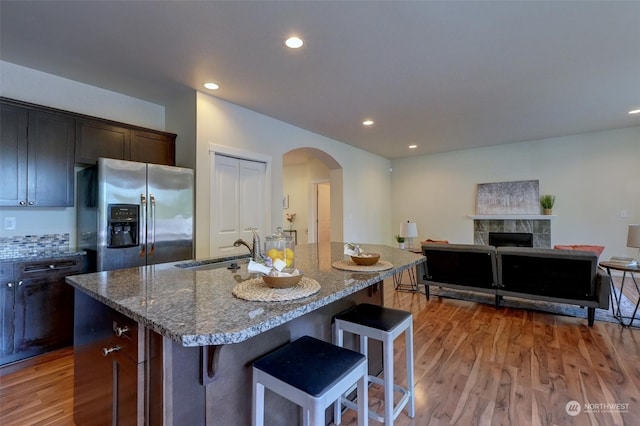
[333,303,415,425]
[252,335,368,426]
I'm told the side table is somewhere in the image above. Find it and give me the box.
[599,261,640,327]
[393,250,422,292]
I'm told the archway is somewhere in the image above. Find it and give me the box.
[282,148,343,244]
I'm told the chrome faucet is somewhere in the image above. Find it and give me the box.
[233,227,261,261]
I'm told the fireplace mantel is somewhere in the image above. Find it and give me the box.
[468,214,556,220]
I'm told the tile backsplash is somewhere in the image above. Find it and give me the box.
[0,233,71,260]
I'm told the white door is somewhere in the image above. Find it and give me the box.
[211,154,266,256]
[317,182,331,244]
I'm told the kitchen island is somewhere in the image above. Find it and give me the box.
[66,243,424,425]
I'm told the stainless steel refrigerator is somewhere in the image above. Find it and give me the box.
[77,158,194,272]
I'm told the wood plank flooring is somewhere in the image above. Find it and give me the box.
[0,347,74,425]
[1,276,639,426]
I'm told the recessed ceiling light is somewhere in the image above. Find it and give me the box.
[362,119,374,126]
[629,109,640,115]
[285,36,304,49]
[409,145,417,149]
[204,82,219,90]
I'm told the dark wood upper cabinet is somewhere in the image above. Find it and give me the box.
[1,98,177,206]
[0,103,75,207]
[75,120,130,165]
[28,110,75,207]
[75,119,176,166]
[0,104,29,206]
[130,130,175,166]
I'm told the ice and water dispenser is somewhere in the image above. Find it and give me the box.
[107,204,138,248]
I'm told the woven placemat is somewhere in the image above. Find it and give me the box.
[331,259,393,272]
[232,277,321,302]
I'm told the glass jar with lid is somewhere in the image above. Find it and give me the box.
[264,227,295,269]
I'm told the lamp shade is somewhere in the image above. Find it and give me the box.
[399,221,418,238]
[627,224,640,248]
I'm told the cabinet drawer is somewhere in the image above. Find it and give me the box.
[108,310,144,363]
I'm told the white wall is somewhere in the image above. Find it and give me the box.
[0,61,167,242]
[390,126,640,260]
[195,92,392,258]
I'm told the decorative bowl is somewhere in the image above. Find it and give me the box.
[262,270,304,288]
[350,253,380,266]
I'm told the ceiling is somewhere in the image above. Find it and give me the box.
[1,1,639,159]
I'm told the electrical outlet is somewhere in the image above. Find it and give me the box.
[4,217,16,230]
[620,209,628,218]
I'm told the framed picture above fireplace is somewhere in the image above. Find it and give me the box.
[476,180,539,215]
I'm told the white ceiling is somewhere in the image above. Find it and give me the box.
[1,1,639,159]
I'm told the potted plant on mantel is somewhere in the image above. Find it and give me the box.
[540,194,556,215]
[395,234,406,249]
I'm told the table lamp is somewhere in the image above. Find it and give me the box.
[399,221,418,250]
[627,224,640,266]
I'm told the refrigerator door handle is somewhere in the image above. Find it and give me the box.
[140,194,147,258]
[149,194,156,256]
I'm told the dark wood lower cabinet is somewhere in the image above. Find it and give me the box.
[0,256,83,366]
[74,290,146,426]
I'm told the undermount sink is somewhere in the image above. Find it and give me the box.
[175,257,250,271]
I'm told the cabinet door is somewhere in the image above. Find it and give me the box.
[130,129,175,166]
[0,263,14,360]
[0,284,15,360]
[27,110,75,207]
[114,352,145,426]
[75,119,130,164]
[0,103,28,206]
[14,275,74,354]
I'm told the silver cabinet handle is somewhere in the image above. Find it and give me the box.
[28,201,34,206]
[17,281,23,286]
[102,346,122,357]
[19,201,26,206]
[7,282,13,288]
[114,325,129,337]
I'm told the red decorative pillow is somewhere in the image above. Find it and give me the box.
[554,244,605,257]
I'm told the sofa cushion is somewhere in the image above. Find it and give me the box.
[497,247,598,299]
[422,243,497,290]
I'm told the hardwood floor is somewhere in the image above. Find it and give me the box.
[0,347,74,425]
[1,276,638,426]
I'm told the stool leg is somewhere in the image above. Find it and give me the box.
[360,335,368,358]
[333,322,344,425]
[310,403,324,426]
[357,370,368,426]
[383,334,394,425]
[252,373,264,426]
[406,322,415,418]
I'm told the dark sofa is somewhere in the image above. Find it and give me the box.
[418,243,610,326]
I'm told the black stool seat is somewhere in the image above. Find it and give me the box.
[334,303,412,331]
[253,335,366,398]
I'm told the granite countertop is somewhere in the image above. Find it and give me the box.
[65,243,425,347]
[1,250,86,263]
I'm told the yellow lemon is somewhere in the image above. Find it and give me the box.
[284,248,295,267]
[267,248,283,261]
[285,248,295,259]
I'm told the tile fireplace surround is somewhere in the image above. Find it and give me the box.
[468,215,553,248]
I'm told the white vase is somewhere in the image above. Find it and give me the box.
[398,242,405,249]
